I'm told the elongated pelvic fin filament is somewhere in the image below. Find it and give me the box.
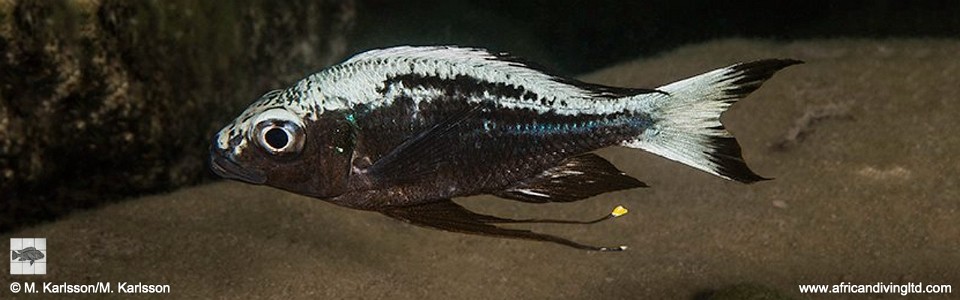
[492,205,630,225]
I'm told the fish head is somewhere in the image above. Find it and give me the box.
[210,89,356,199]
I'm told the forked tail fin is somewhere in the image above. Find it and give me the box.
[622,59,802,183]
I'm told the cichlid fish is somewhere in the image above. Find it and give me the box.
[12,246,44,265]
[210,46,800,251]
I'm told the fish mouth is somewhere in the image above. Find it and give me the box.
[209,147,267,184]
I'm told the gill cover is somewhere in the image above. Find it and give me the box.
[293,111,357,198]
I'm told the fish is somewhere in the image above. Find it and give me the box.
[210,45,800,251]
[11,246,44,265]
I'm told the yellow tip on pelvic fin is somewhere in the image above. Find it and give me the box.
[611,205,628,217]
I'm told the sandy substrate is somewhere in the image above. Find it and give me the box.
[4,39,959,299]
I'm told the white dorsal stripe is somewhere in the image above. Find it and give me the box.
[284,45,646,117]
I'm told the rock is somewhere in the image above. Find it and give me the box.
[0,0,356,231]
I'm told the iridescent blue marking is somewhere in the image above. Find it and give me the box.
[478,113,652,137]
[482,120,493,131]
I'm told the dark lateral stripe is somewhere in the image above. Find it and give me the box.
[379,73,543,105]
[379,73,662,110]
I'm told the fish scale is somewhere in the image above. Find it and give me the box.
[210,45,800,251]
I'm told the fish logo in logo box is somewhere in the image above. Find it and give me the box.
[10,238,46,275]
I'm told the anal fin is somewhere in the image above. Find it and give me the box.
[495,153,647,203]
[382,199,626,251]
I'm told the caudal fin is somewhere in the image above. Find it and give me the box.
[622,59,802,183]
[11,250,18,260]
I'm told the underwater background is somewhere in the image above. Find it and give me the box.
[2,0,959,299]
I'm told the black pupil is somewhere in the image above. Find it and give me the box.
[264,127,289,149]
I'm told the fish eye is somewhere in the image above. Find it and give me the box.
[256,121,304,155]
[264,127,289,149]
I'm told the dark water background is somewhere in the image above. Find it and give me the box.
[353,0,960,74]
[1,0,958,232]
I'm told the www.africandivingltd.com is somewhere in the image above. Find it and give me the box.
[799,281,952,296]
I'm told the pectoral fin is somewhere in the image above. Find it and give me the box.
[381,199,626,251]
[365,106,480,185]
[495,153,647,203]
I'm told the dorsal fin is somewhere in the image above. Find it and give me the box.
[487,51,668,98]
[494,154,647,203]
